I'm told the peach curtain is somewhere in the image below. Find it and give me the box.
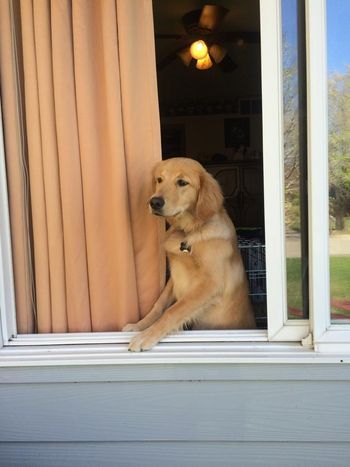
[0,0,164,333]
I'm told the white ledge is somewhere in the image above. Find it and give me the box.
[0,340,349,367]
[6,330,268,346]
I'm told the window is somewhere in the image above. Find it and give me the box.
[153,0,266,328]
[260,0,309,341]
[282,0,309,321]
[308,0,350,352]
[327,1,350,325]
[1,0,349,361]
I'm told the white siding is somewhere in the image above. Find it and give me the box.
[1,442,350,467]
[1,363,349,466]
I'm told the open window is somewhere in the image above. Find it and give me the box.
[153,0,266,329]
[152,0,309,341]
[0,0,314,357]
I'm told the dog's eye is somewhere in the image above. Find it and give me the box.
[176,179,189,187]
[156,177,163,183]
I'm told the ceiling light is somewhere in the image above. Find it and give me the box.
[196,53,213,70]
[190,40,208,60]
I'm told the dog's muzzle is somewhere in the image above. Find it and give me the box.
[149,196,165,214]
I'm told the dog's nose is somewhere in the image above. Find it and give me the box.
[150,196,165,210]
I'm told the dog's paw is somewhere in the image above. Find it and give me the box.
[122,323,140,332]
[128,330,159,352]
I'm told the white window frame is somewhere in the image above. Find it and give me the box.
[307,0,350,353]
[0,0,313,367]
[261,0,309,342]
[0,100,17,346]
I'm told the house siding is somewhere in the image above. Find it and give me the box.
[0,363,350,466]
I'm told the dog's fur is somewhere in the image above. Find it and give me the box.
[123,157,256,351]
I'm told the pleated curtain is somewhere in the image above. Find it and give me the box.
[0,0,164,333]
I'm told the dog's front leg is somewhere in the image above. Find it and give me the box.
[128,279,218,351]
[122,279,174,332]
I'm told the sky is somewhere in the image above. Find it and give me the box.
[282,0,298,47]
[327,0,350,74]
[282,0,350,75]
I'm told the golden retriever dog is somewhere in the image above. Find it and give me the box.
[123,157,256,351]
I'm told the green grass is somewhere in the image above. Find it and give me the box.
[330,256,350,300]
[345,217,350,231]
[286,258,303,315]
[287,255,350,317]
[331,216,350,234]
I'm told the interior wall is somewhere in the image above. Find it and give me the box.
[162,113,262,162]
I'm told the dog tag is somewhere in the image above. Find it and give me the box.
[180,241,191,253]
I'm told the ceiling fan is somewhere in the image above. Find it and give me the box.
[155,4,260,72]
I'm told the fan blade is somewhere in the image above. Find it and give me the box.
[209,43,227,64]
[177,47,192,66]
[182,9,202,34]
[198,5,228,31]
[217,53,238,73]
[156,38,195,70]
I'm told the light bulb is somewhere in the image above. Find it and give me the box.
[196,54,213,70]
[190,40,208,60]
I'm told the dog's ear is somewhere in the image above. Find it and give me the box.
[196,170,223,221]
[151,161,162,191]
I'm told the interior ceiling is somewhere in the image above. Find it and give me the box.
[153,0,262,103]
[152,0,260,34]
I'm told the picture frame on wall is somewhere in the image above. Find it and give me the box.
[224,117,250,149]
[161,124,186,159]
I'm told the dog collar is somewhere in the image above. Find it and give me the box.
[180,241,191,253]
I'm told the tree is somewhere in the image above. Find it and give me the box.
[283,36,302,232]
[328,67,350,230]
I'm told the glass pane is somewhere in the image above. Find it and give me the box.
[281,0,309,319]
[327,0,350,323]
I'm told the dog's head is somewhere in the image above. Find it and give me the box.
[149,157,223,222]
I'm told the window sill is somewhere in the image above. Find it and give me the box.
[5,329,268,346]
[0,335,349,367]
[1,330,349,368]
